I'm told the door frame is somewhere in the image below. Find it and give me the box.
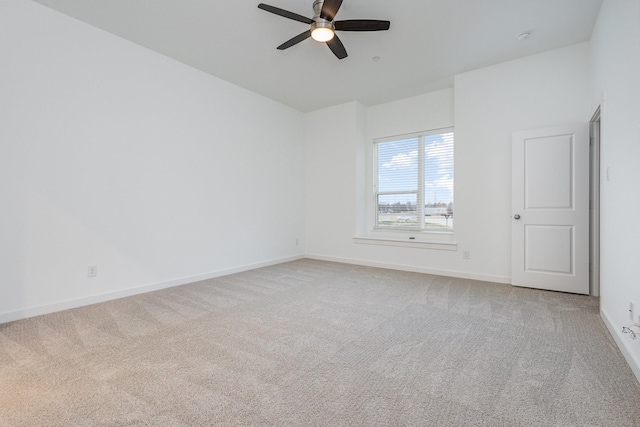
[589,107,601,297]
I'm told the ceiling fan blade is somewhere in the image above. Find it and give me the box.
[334,20,391,31]
[258,3,313,24]
[277,30,312,50]
[320,0,343,21]
[326,35,347,59]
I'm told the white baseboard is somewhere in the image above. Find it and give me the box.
[0,254,304,325]
[600,308,640,384]
[305,253,511,284]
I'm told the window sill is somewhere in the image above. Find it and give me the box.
[353,235,458,251]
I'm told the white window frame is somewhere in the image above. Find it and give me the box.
[365,127,455,246]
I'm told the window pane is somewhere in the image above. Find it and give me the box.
[373,129,453,232]
[377,138,419,193]
[377,193,418,228]
[424,131,454,231]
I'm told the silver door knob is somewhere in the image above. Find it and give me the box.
[514,214,521,220]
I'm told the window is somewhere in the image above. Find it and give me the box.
[374,128,454,232]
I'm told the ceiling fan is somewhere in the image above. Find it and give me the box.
[257,0,390,60]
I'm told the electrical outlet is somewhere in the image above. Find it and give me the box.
[87,265,98,278]
[630,301,636,322]
[462,251,470,260]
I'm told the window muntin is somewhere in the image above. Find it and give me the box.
[374,129,454,232]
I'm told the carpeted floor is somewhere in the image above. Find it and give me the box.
[1,259,639,426]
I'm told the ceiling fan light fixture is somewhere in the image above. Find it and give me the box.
[311,27,334,42]
[311,21,334,42]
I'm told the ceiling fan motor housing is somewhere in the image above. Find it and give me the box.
[311,20,334,32]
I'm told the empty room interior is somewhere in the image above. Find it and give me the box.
[2,0,640,425]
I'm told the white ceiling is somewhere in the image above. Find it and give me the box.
[31,0,603,112]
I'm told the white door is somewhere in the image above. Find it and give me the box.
[511,124,589,294]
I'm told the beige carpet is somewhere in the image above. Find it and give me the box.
[1,259,639,426]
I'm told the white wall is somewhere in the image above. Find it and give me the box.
[305,92,465,278]
[305,44,590,282]
[589,0,640,380]
[304,101,366,254]
[0,0,305,322]
[454,43,591,279]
